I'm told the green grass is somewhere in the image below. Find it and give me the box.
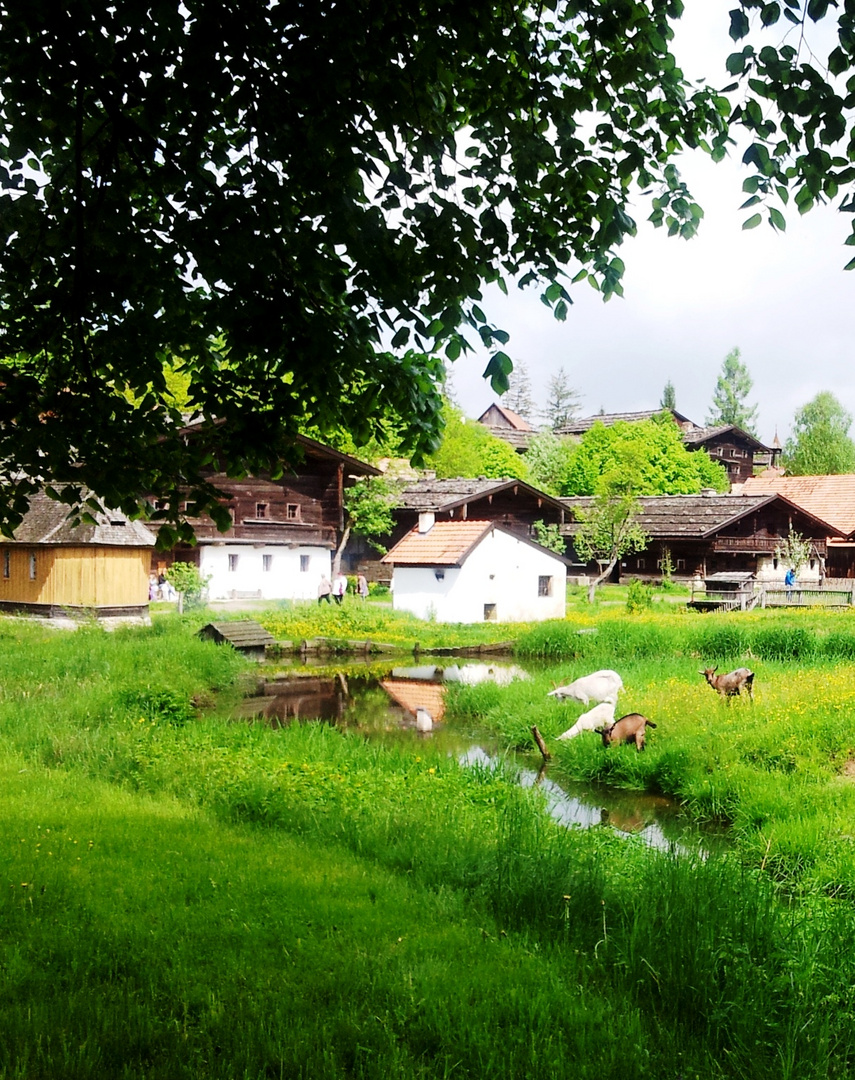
[4,612,855,1076]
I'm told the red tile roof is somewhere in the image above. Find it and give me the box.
[380,680,446,721]
[742,474,855,535]
[381,520,493,565]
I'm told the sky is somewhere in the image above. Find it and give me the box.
[449,2,853,448]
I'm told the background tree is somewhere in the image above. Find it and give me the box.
[332,475,401,576]
[572,459,650,604]
[783,392,855,476]
[543,367,582,430]
[561,416,729,497]
[660,380,677,411]
[524,431,577,495]
[773,531,813,579]
[532,520,566,556]
[502,358,537,425]
[1,3,854,533]
[424,403,527,481]
[706,348,759,434]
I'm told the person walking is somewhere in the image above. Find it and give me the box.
[333,571,348,605]
[357,573,369,602]
[317,574,332,604]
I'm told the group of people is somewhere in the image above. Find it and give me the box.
[148,572,178,602]
[317,571,369,605]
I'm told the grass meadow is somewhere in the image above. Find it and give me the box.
[2,607,855,1076]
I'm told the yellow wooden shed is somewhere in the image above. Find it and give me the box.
[0,492,155,624]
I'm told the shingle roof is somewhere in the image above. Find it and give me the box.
[9,491,155,547]
[396,476,566,514]
[381,520,493,564]
[683,424,771,452]
[555,409,694,436]
[560,492,841,538]
[742,474,855,535]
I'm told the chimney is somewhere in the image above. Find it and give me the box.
[418,511,435,534]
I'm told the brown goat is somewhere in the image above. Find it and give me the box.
[601,713,657,752]
[700,666,754,700]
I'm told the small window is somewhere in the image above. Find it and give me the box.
[484,603,497,622]
[154,499,168,511]
[636,558,646,570]
[286,504,300,520]
[538,575,552,597]
[2,550,8,579]
[228,554,239,572]
[263,554,272,572]
[676,559,686,570]
[256,503,268,519]
[300,555,310,573]
[29,553,36,580]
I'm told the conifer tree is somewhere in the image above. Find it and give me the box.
[706,349,758,435]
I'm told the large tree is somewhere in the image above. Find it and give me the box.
[502,357,537,425]
[543,366,582,430]
[783,392,855,476]
[0,2,852,535]
[706,348,759,435]
[561,416,729,497]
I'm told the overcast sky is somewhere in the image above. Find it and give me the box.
[449,2,852,447]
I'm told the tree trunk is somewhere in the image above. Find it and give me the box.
[332,523,351,578]
[587,558,618,604]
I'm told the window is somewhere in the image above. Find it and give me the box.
[256,503,268,519]
[636,558,646,570]
[484,603,497,621]
[676,559,686,570]
[228,554,239,572]
[29,553,36,580]
[2,550,8,579]
[538,575,552,597]
[286,503,300,520]
[263,554,272,572]
[300,555,310,573]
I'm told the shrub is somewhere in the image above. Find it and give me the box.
[625,578,653,614]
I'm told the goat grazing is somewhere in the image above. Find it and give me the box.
[700,666,754,700]
[601,713,657,752]
[548,669,623,706]
[556,701,616,741]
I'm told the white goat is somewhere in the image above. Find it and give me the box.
[556,701,616,741]
[548,669,623,706]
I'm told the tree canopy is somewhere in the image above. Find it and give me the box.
[561,416,729,497]
[0,1,852,532]
[543,367,582,430]
[423,402,527,481]
[706,348,759,435]
[783,391,855,475]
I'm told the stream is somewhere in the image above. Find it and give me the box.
[234,657,728,856]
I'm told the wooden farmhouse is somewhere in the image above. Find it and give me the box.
[387,476,568,549]
[555,408,696,436]
[0,491,155,624]
[382,517,568,623]
[475,403,534,452]
[742,473,855,578]
[683,425,777,486]
[561,492,842,586]
[150,432,379,602]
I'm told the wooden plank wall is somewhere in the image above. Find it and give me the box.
[0,547,151,606]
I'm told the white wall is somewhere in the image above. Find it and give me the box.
[199,545,331,601]
[391,530,566,622]
[755,554,821,584]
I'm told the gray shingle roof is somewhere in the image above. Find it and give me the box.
[561,493,782,538]
[9,492,155,547]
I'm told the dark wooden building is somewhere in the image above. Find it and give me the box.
[150,431,378,601]
[475,403,535,452]
[561,492,842,585]
[682,425,776,486]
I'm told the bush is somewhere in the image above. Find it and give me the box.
[625,578,653,614]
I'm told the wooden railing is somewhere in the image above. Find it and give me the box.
[712,537,828,556]
[761,586,855,608]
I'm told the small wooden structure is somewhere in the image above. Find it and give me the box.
[198,621,275,660]
[690,572,756,611]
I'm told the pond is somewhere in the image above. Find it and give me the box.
[234,657,727,855]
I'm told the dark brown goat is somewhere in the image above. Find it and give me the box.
[601,713,657,752]
[700,666,754,700]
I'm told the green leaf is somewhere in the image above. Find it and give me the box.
[729,8,750,39]
[742,213,763,229]
[769,206,786,230]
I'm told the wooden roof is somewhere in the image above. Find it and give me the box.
[741,474,855,536]
[476,403,534,431]
[555,408,694,436]
[682,424,772,453]
[8,491,155,548]
[396,476,567,515]
[198,621,275,649]
[561,492,844,539]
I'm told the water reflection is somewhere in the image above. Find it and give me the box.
[237,660,727,854]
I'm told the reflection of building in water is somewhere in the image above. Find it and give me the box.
[235,675,347,729]
[380,679,446,727]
